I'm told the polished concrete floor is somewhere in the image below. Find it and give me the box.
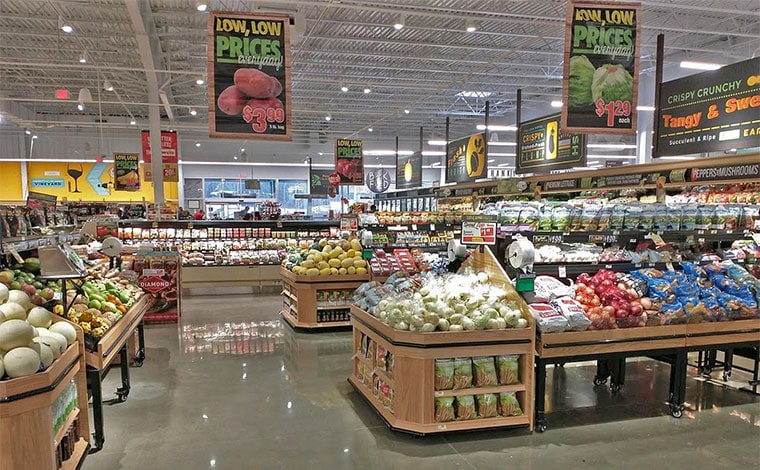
[86,294,760,469]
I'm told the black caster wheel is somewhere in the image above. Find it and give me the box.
[593,377,607,386]
[132,359,144,368]
[536,423,547,432]
[722,371,731,382]
[670,406,684,418]
[610,383,621,393]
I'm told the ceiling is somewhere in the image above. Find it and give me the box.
[0,0,758,167]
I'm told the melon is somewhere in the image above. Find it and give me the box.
[49,322,77,346]
[0,302,26,321]
[33,336,61,359]
[44,332,67,356]
[0,356,4,378]
[319,268,331,276]
[0,283,8,304]
[356,267,368,275]
[37,342,54,369]
[0,319,34,350]
[341,258,354,269]
[347,266,356,275]
[27,307,53,328]
[7,291,30,310]
[353,259,367,268]
[3,347,41,378]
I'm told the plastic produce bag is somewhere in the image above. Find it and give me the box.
[434,397,455,422]
[475,394,499,418]
[434,359,455,390]
[472,356,498,387]
[529,303,569,333]
[496,355,519,385]
[522,276,574,304]
[455,395,477,420]
[498,392,523,416]
[452,357,474,390]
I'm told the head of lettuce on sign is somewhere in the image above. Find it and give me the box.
[568,55,596,109]
[591,64,633,103]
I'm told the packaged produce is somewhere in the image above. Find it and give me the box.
[434,358,455,391]
[580,205,601,231]
[498,392,523,416]
[517,206,540,232]
[453,357,474,390]
[455,395,477,420]
[434,397,455,422]
[696,205,714,230]
[681,205,698,231]
[529,303,569,333]
[522,276,574,304]
[472,356,498,387]
[496,355,519,385]
[610,205,627,230]
[500,206,521,232]
[639,205,656,231]
[551,206,571,231]
[550,296,591,331]
[538,206,553,231]
[475,393,499,418]
[623,205,642,231]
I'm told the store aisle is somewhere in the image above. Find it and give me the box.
[87,294,760,470]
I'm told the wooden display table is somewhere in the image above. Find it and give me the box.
[348,247,536,434]
[280,267,369,330]
[84,294,153,452]
[0,319,91,469]
[534,318,760,431]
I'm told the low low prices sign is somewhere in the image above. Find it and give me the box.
[656,57,760,156]
[208,12,291,140]
[561,1,641,134]
[141,130,179,182]
[335,139,364,185]
[113,152,140,191]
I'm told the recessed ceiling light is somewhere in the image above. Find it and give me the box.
[195,142,201,147]
[77,103,84,111]
[428,140,447,146]
[550,100,563,108]
[129,119,136,125]
[368,128,373,132]
[325,115,331,121]
[25,129,32,135]
[404,109,410,114]
[59,17,73,34]
[240,148,245,152]
[195,1,208,12]
[318,152,324,156]
[79,52,87,64]
[233,155,238,160]
[341,86,349,92]
[196,78,205,85]
[680,60,723,71]
[363,88,371,94]
[103,80,113,91]
[393,14,405,30]
[465,20,478,33]
[190,109,197,116]
[476,124,516,131]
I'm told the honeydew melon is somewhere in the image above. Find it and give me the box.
[0,283,8,305]
[33,336,61,359]
[50,322,77,345]
[3,347,40,378]
[7,291,30,310]
[0,319,34,350]
[0,302,26,321]
[27,307,53,328]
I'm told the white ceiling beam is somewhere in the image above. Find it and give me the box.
[125,0,176,122]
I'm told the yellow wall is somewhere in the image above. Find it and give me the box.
[0,162,24,201]
[26,162,177,204]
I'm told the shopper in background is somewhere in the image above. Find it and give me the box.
[242,213,253,221]
[176,206,184,219]
[369,204,377,213]
[194,209,204,220]
[254,211,262,221]
[235,205,251,220]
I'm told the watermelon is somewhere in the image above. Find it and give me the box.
[23,257,41,274]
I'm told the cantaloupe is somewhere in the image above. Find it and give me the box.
[0,302,26,321]
[0,319,34,350]
[27,307,52,328]
[3,347,40,378]
[49,322,77,345]
[33,336,61,359]
[7,291,30,310]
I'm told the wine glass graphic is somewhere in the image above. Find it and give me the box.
[67,163,83,193]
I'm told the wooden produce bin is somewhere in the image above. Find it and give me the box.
[84,294,152,370]
[280,267,369,330]
[0,319,91,470]
[348,248,536,434]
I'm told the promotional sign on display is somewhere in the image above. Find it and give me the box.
[516,113,587,173]
[395,151,422,189]
[655,57,760,157]
[446,133,487,183]
[365,168,391,194]
[561,1,641,134]
[309,169,333,196]
[340,216,358,231]
[335,139,364,185]
[461,215,497,245]
[113,152,141,191]
[207,12,291,140]
[141,130,179,182]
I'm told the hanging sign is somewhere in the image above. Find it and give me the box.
[335,139,364,185]
[517,113,587,173]
[561,1,640,134]
[309,169,333,196]
[396,151,422,189]
[688,162,760,182]
[208,12,291,140]
[366,168,391,193]
[141,130,179,182]
[461,215,497,245]
[446,133,487,183]
[113,152,141,191]
[655,57,760,157]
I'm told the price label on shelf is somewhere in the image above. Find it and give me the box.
[53,292,62,301]
[434,391,444,397]
[430,224,436,231]
[437,424,447,430]
[558,265,567,278]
